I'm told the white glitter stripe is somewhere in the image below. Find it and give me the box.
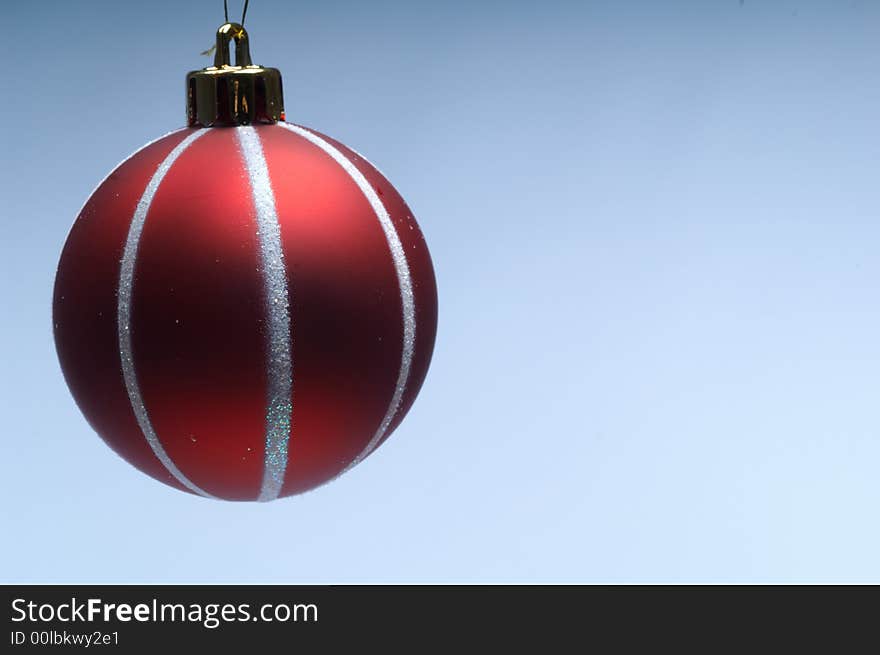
[236,126,294,502]
[118,129,215,498]
[63,129,191,250]
[280,123,416,473]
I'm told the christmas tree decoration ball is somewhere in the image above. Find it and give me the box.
[53,23,437,501]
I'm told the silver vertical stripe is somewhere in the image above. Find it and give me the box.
[279,123,416,473]
[118,129,214,498]
[236,126,294,502]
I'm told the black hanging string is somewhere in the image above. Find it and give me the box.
[224,0,249,25]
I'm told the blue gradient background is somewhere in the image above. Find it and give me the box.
[3,0,880,582]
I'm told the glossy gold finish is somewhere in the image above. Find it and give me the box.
[186,23,285,127]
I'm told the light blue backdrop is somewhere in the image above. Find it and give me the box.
[3,0,880,582]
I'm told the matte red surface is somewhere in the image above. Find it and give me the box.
[53,123,438,500]
[131,129,268,499]
[311,130,438,450]
[53,129,195,495]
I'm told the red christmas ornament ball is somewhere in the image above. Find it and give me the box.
[53,124,437,500]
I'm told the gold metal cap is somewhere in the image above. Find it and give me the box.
[186,23,284,127]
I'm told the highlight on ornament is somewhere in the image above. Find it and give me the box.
[52,15,438,501]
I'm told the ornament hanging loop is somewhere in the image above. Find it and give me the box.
[214,22,253,68]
